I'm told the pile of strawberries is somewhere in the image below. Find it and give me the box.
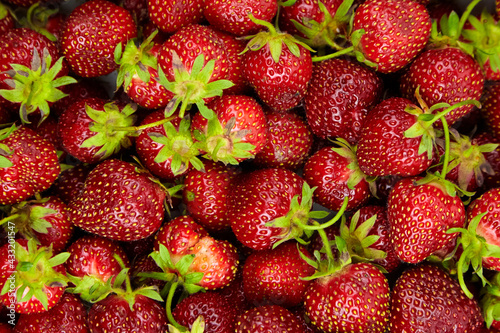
[1,0,500,331]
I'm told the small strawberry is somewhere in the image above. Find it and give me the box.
[242,241,315,308]
[14,292,89,333]
[57,97,137,164]
[60,0,137,77]
[67,158,166,241]
[0,125,60,205]
[235,305,304,333]
[203,0,278,37]
[148,0,204,33]
[253,107,314,170]
[389,263,484,332]
[303,57,383,144]
[350,0,431,73]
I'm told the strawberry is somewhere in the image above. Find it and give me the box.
[14,293,89,333]
[389,263,484,331]
[387,175,466,264]
[51,164,93,204]
[172,291,238,333]
[0,125,60,205]
[400,47,485,127]
[303,57,383,144]
[481,84,500,139]
[60,0,137,77]
[235,304,304,333]
[153,215,208,253]
[147,0,204,33]
[242,241,315,308]
[0,323,11,333]
[253,107,314,170]
[350,0,431,73]
[241,18,313,112]
[182,160,240,232]
[67,158,166,241]
[51,79,109,117]
[191,94,268,165]
[57,97,137,164]
[0,28,75,123]
[303,140,372,212]
[203,0,278,37]
[130,254,165,291]
[0,239,69,314]
[3,196,73,253]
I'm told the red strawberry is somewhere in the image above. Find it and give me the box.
[303,141,372,212]
[67,159,166,241]
[0,239,68,314]
[400,47,485,127]
[0,323,11,333]
[203,0,278,36]
[387,176,466,264]
[60,0,137,77]
[0,28,75,123]
[351,0,431,73]
[5,196,73,253]
[0,125,60,205]
[253,107,314,170]
[304,262,390,332]
[14,293,89,333]
[154,215,209,253]
[172,291,238,333]
[482,84,500,140]
[51,164,93,204]
[242,22,313,112]
[147,0,204,33]
[242,241,315,308]
[389,263,484,332]
[191,94,268,165]
[235,305,304,333]
[303,57,383,144]
[182,160,240,232]
[57,97,137,164]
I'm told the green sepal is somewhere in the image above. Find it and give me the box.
[135,286,163,302]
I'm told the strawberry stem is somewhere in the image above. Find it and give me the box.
[300,196,349,231]
[311,46,354,62]
[440,117,451,178]
[457,0,482,36]
[165,281,184,330]
[0,213,19,226]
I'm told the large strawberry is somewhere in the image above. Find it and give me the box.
[67,158,166,241]
[0,125,60,205]
[387,175,466,264]
[350,0,431,73]
[303,57,383,144]
[389,263,484,332]
[147,0,204,33]
[60,0,137,77]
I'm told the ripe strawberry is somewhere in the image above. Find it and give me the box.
[0,125,60,205]
[253,107,314,170]
[191,94,268,165]
[303,57,383,144]
[235,305,304,333]
[351,0,431,73]
[203,0,278,36]
[304,262,390,332]
[356,97,437,177]
[67,158,166,241]
[481,84,500,139]
[0,28,75,123]
[0,239,69,314]
[14,293,89,333]
[148,0,204,33]
[400,47,485,127]
[60,0,137,77]
[242,241,315,308]
[303,141,372,212]
[51,164,93,204]
[0,323,11,333]
[4,196,73,253]
[153,215,209,253]
[389,263,484,331]
[57,97,137,164]
[172,291,238,333]
[387,175,466,264]
[182,160,240,232]
[242,21,313,112]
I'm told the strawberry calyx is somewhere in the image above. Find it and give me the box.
[168,316,205,333]
[480,272,500,328]
[148,115,204,176]
[447,212,500,299]
[192,116,256,165]
[157,52,234,120]
[0,238,69,311]
[21,2,59,42]
[0,124,17,168]
[115,30,159,92]
[265,182,330,248]
[0,48,77,124]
